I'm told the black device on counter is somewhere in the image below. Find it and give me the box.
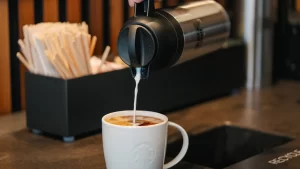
[117,0,231,79]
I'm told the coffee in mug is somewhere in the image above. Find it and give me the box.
[105,115,163,126]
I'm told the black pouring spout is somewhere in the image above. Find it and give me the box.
[130,65,151,79]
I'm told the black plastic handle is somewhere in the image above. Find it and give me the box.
[134,0,155,17]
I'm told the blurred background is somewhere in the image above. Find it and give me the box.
[0,0,299,115]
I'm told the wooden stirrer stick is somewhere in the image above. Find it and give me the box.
[16,52,32,71]
[90,36,97,56]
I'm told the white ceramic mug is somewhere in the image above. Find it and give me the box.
[102,110,189,169]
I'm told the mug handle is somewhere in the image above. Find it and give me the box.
[163,122,189,169]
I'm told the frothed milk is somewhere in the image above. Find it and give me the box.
[133,68,141,125]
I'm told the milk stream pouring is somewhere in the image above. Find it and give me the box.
[117,0,231,79]
[133,68,141,125]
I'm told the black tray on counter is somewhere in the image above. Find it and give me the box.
[167,125,294,169]
[25,39,246,142]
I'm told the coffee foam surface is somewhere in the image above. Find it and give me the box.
[105,115,163,126]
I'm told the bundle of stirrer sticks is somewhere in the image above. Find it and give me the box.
[16,22,113,79]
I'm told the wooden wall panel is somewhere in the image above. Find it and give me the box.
[18,0,34,110]
[89,0,103,55]
[129,6,134,17]
[43,0,59,22]
[0,0,11,114]
[167,0,179,6]
[110,0,124,56]
[297,0,300,12]
[155,1,162,8]
[67,0,81,23]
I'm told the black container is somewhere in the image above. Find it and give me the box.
[25,40,245,142]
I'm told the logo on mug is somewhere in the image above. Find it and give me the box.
[132,143,156,166]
